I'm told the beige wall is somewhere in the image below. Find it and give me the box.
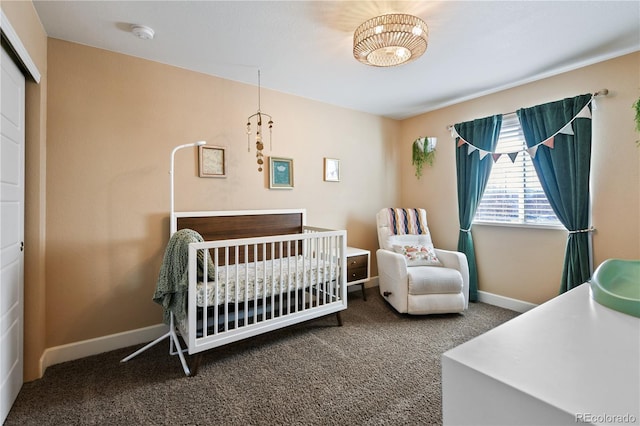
[45,39,399,348]
[400,52,640,304]
[1,1,48,381]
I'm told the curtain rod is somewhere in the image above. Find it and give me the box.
[446,89,608,131]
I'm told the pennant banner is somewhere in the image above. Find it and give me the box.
[558,123,574,135]
[453,96,593,161]
[543,136,555,149]
[576,104,592,119]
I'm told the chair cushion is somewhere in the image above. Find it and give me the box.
[407,267,463,295]
[386,234,434,249]
[393,244,442,267]
[408,293,466,315]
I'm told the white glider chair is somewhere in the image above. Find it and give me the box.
[376,208,469,315]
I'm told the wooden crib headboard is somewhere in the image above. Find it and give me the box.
[174,209,306,264]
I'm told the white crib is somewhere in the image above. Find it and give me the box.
[122,209,347,376]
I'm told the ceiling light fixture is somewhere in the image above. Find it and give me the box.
[131,24,155,40]
[246,70,273,172]
[353,14,428,67]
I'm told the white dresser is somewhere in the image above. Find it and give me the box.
[442,284,640,425]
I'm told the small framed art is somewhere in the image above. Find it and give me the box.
[269,157,294,189]
[324,157,340,182]
[199,145,226,178]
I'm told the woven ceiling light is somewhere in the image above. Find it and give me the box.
[353,13,428,67]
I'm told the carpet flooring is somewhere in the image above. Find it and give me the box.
[5,288,519,426]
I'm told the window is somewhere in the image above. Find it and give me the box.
[475,113,562,226]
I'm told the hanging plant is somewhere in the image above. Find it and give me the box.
[412,137,436,179]
[633,96,640,146]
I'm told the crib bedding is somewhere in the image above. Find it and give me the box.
[195,255,339,307]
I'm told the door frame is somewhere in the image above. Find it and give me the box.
[0,10,41,83]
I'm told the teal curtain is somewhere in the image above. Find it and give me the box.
[455,115,502,302]
[517,94,593,293]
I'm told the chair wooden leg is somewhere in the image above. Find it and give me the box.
[336,311,343,326]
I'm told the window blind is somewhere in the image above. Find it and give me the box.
[475,113,561,226]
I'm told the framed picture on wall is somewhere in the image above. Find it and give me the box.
[324,158,340,182]
[199,145,226,178]
[269,157,294,189]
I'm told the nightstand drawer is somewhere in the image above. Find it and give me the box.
[347,254,368,269]
[348,266,368,282]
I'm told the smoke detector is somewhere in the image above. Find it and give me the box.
[131,25,155,40]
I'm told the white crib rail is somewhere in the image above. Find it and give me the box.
[185,228,347,355]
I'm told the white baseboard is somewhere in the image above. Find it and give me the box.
[37,282,528,376]
[40,280,382,375]
[40,323,168,375]
[477,290,538,313]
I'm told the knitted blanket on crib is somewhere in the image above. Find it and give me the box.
[153,228,215,325]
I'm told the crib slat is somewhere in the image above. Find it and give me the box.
[252,244,257,324]
[302,236,307,311]
[332,236,337,301]
[271,241,276,320]
[233,245,239,331]
[243,244,249,328]
[293,237,299,313]
[287,240,293,314]
[258,243,263,322]
[314,237,320,307]
[212,247,218,337]
[222,246,228,332]
[315,238,324,305]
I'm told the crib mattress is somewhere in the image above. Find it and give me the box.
[195,255,339,307]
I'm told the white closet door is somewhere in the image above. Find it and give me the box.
[0,45,25,423]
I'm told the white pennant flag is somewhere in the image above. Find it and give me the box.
[576,104,592,119]
[527,145,539,158]
[450,127,459,139]
[467,145,478,155]
[558,122,574,135]
[479,149,490,160]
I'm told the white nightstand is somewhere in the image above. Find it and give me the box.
[346,247,370,300]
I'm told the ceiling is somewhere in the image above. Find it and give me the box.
[32,1,640,120]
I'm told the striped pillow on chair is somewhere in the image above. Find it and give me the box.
[386,208,429,235]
